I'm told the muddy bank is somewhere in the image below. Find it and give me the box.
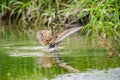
[52,68,120,80]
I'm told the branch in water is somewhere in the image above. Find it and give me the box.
[57,62,79,72]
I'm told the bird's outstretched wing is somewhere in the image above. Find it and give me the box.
[55,27,82,43]
[36,30,53,45]
[36,31,45,45]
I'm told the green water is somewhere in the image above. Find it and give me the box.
[0,34,120,80]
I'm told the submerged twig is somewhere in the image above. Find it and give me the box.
[57,62,79,72]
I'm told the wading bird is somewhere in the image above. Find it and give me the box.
[36,27,82,52]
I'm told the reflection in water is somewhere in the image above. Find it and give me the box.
[38,52,79,72]
[38,52,59,68]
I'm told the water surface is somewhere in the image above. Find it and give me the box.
[0,34,120,80]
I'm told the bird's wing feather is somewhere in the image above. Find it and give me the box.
[55,27,82,43]
[36,31,45,45]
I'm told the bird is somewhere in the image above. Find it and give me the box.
[36,27,82,52]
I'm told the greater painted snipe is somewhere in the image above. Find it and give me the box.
[36,27,82,51]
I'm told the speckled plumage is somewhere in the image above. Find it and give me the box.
[36,27,82,51]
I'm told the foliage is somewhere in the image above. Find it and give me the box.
[82,0,120,40]
[0,0,120,45]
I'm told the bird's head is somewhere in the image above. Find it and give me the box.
[48,43,57,52]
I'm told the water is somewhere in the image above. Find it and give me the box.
[0,34,120,80]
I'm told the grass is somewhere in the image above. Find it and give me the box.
[0,0,119,44]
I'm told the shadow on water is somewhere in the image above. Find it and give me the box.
[0,34,120,80]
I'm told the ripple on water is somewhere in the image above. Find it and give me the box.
[9,46,46,57]
[9,46,67,57]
